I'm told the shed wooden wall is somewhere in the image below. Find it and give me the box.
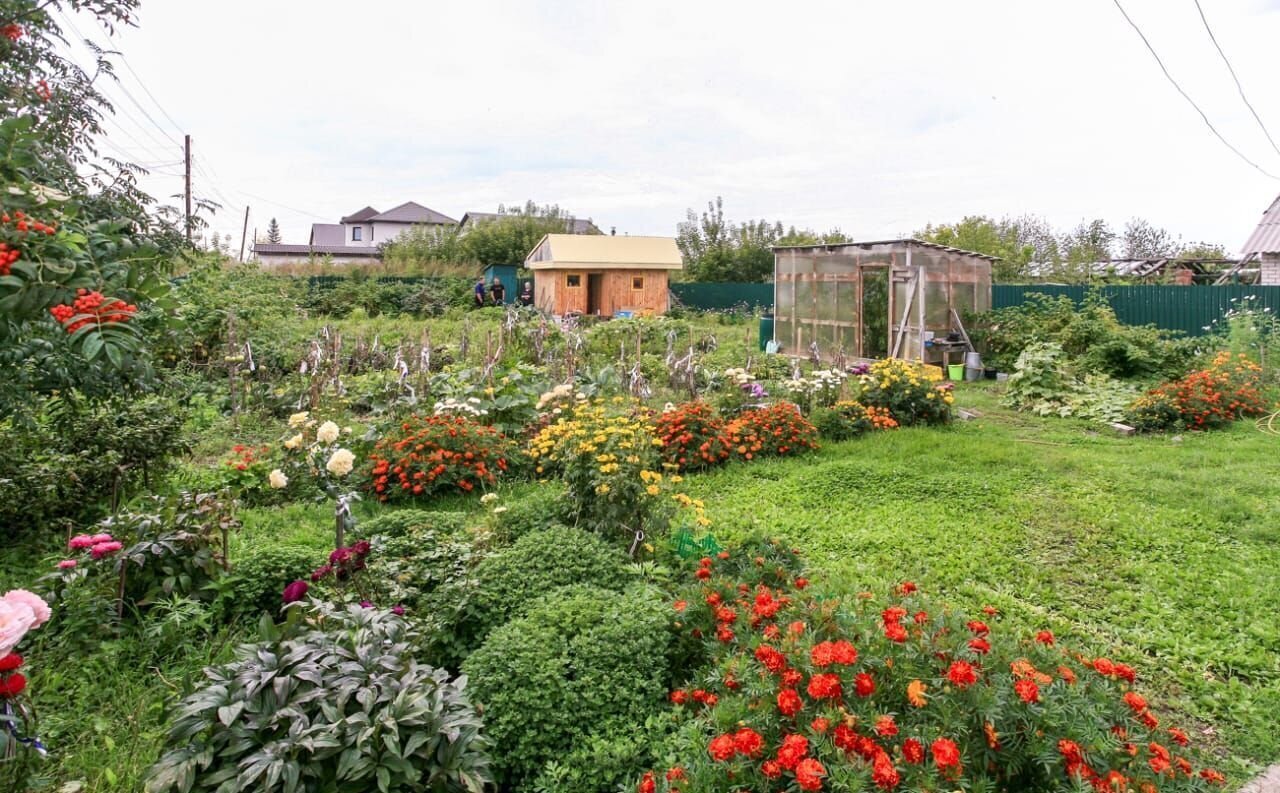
[533,269,670,316]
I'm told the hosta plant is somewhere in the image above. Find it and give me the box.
[639,552,1228,793]
[145,603,490,793]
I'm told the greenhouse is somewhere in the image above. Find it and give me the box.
[772,239,995,363]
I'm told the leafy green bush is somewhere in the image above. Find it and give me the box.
[1004,342,1137,422]
[462,584,672,791]
[217,544,318,621]
[488,485,567,543]
[810,400,899,440]
[424,524,631,664]
[355,508,469,540]
[146,603,491,793]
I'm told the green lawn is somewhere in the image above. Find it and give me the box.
[685,383,1280,777]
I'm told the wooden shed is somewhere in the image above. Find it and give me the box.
[525,234,683,317]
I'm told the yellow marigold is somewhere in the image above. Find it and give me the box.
[646,484,661,496]
[596,483,611,495]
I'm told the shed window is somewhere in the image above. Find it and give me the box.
[631,275,645,290]
[565,274,582,288]
[352,226,362,241]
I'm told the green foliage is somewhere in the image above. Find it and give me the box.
[677,197,848,282]
[425,524,631,664]
[429,362,549,435]
[462,584,672,791]
[355,509,469,540]
[1004,342,1137,422]
[146,603,491,793]
[487,484,567,543]
[0,393,186,537]
[217,544,318,621]
[460,202,591,267]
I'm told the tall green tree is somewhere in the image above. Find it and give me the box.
[676,197,849,282]
[916,215,1037,282]
[461,201,589,267]
[266,217,282,244]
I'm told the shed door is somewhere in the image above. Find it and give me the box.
[889,264,925,361]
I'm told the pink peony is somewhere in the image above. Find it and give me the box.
[282,580,309,603]
[68,534,95,550]
[2,591,49,628]
[89,533,113,544]
[90,541,123,560]
[0,600,37,658]
[57,559,78,570]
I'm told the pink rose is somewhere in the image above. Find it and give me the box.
[2,591,49,628]
[0,601,36,658]
[57,559,77,570]
[68,534,94,550]
[90,541,123,560]
[89,533,114,544]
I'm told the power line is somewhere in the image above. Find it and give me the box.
[1192,0,1280,159]
[1110,0,1280,180]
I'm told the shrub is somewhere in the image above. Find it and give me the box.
[369,414,524,502]
[146,604,491,793]
[462,584,673,791]
[487,485,568,543]
[655,401,732,471]
[361,524,476,614]
[810,400,898,441]
[856,359,953,426]
[528,400,686,537]
[217,544,317,621]
[1125,352,1268,432]
[427,363,548,435]
[724,403,819,460]
[354,508,468,540]
[1005,342,1137,422]
[425,524,631,663]
[640,556,1228,793]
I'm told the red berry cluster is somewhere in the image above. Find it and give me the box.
[0,210,56,277]
[0,243,18,276]
[2,24,21,42]
[48,289,138,333]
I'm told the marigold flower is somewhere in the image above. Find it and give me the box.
[967,637,991,654]
[874,715,898,737]
[1058,664,1077,685]
[1035,630,1055,645]
[1014,678,1041,704]
[1168,727,1189,747]
[707,733,736,762]
[669,689,687,705]
[672,600,687,612]
[761,760,783,779]
[930,737,961,770]
[665,766,686,782]
[637,771,655,793]
[776,733,809,770]
[984,721,1001,750]
[755,645,786,674]
[1123,691,1148,713]
[883,622,908,643]
[806,673,841,700]
[946,660,977,689]
[795,757,826,791]
[856,672,877,698]
[1201,769,1225,784]
[810,640,858,667]
[872,749,900,790]
[810,717,830,733]
[966,619,990,635]
[906,678,927,707]
[903,738,925,764]
[778,686,804,716]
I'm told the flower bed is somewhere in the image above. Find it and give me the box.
[656,401,732,471]
[1126,352,1267,432]
[724,403,819,460]
[641,554,1226,793]
[369,414,523,501]
[857,359,953,425]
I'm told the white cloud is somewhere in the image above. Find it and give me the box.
[74,0,1280,253]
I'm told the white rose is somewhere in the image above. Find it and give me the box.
[288,411,310,428]
[284,433,303,450]
[268,469,289,489]
[316,421,340,444]
[326,448,355,477]
[480,493,499,505]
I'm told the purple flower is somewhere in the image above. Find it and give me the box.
[310,565,332,582]
[351,540,371,558]
[743,382,768,399]
[329,547,353,565]
[391,605,406,616]
[359,600,373,609]
[849,362,871,376]
[282,580,309,603]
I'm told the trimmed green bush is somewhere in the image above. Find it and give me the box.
[462,585,672,791]
[355,509,468,540]
[218,544,318,621]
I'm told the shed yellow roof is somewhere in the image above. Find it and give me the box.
[525,234,683,270]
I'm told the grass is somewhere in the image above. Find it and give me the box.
[684,383,1280,777]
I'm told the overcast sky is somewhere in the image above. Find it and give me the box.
[69,0,1280,253]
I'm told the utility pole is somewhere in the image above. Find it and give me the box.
[183,134,193,243]
[239,205,250,262]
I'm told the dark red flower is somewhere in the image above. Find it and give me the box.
[637,771,655,793]
[1035,630,1055,646]
[903,738,925,764]
[0,673,27,698]
[854,672,875,697]
[1014,678,1041,704]
[946,660,977,689]
[0,654,22,673]
[872,749,900,790]
[282,579,309,603]
[777,686,804,716]
[931,737,961,771]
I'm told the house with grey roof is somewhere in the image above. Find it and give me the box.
[1242,193,1280,285]
[252,201,457,265]
[457,211,600,235]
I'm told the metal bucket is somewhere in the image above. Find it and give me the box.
[964,366,982,382]
[964,352,983,370]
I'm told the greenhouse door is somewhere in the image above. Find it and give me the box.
[889,265,924,360]
[858,266,889,358]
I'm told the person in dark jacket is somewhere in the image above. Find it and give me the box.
[489,278,506,305]
[474,278,487,307]
[518,280,534,307]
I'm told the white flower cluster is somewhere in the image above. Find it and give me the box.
[724,367,755,385]
[536,383,585,410]
[434,397,488,417]
[783,369,847,397]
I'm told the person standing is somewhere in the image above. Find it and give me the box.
[474,278,487,308]
[518,280,533,307]
[490,278,506,305]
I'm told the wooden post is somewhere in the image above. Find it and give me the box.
[238,205,250,261]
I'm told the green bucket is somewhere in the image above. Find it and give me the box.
[948,363,965,381]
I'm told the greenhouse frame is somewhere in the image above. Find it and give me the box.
[772,239,995,363]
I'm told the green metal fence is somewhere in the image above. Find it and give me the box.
[669,282,773,311]
[992,285,1280,337]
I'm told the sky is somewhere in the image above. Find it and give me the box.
[65,0,1280,254]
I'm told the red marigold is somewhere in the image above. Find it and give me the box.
[854,672,875,698]
[807,673,842,700]
[913,611,928,624]
[755,645,787,673]
[638,771,656,793]
[761,759,783,779]
[669,689,688,705]
[872,749,901,790]
[833,723,858,752]
[931,737,961,771]
[810,639,858,667]
[1058,665,1078,685]
[874,714,898,737]
[1114,663,1136,683]
[666,766,686,782]
[1140,710,1160,730]
[1093,657,1116,677]
[1168,727,1189,747]
[673,600,688,612]
[810,717,830,733]
[715,606,737,624]
[782,668,803,687]
[753,592,782,620]
[708,733,736,762]
[967,637,991,654]
[881,606,907,624]
[776,733,809,770]
[788,620,806,636]
[795,757,826,791]
[903,738,925,765]
[899,580,918,594]
[795,577,809,589]
[1014,678,1041,704]
[884,622,908,643]
[1123,691,1148,713]
[966,620,990,635]
[734,727,765,758]
[1035,630,1055,646]
[947,660,978,689]
[1201,769,1225,784]
[778,687,804,716]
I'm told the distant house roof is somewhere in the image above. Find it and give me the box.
[309,223,345,246]
[340,206,379,223]
[1242,194,1280,256]
[369,201,456,225]
[771,238,1000,262]
[459,211,599,234]
[253,243,380,257]
[525,234,683,270]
